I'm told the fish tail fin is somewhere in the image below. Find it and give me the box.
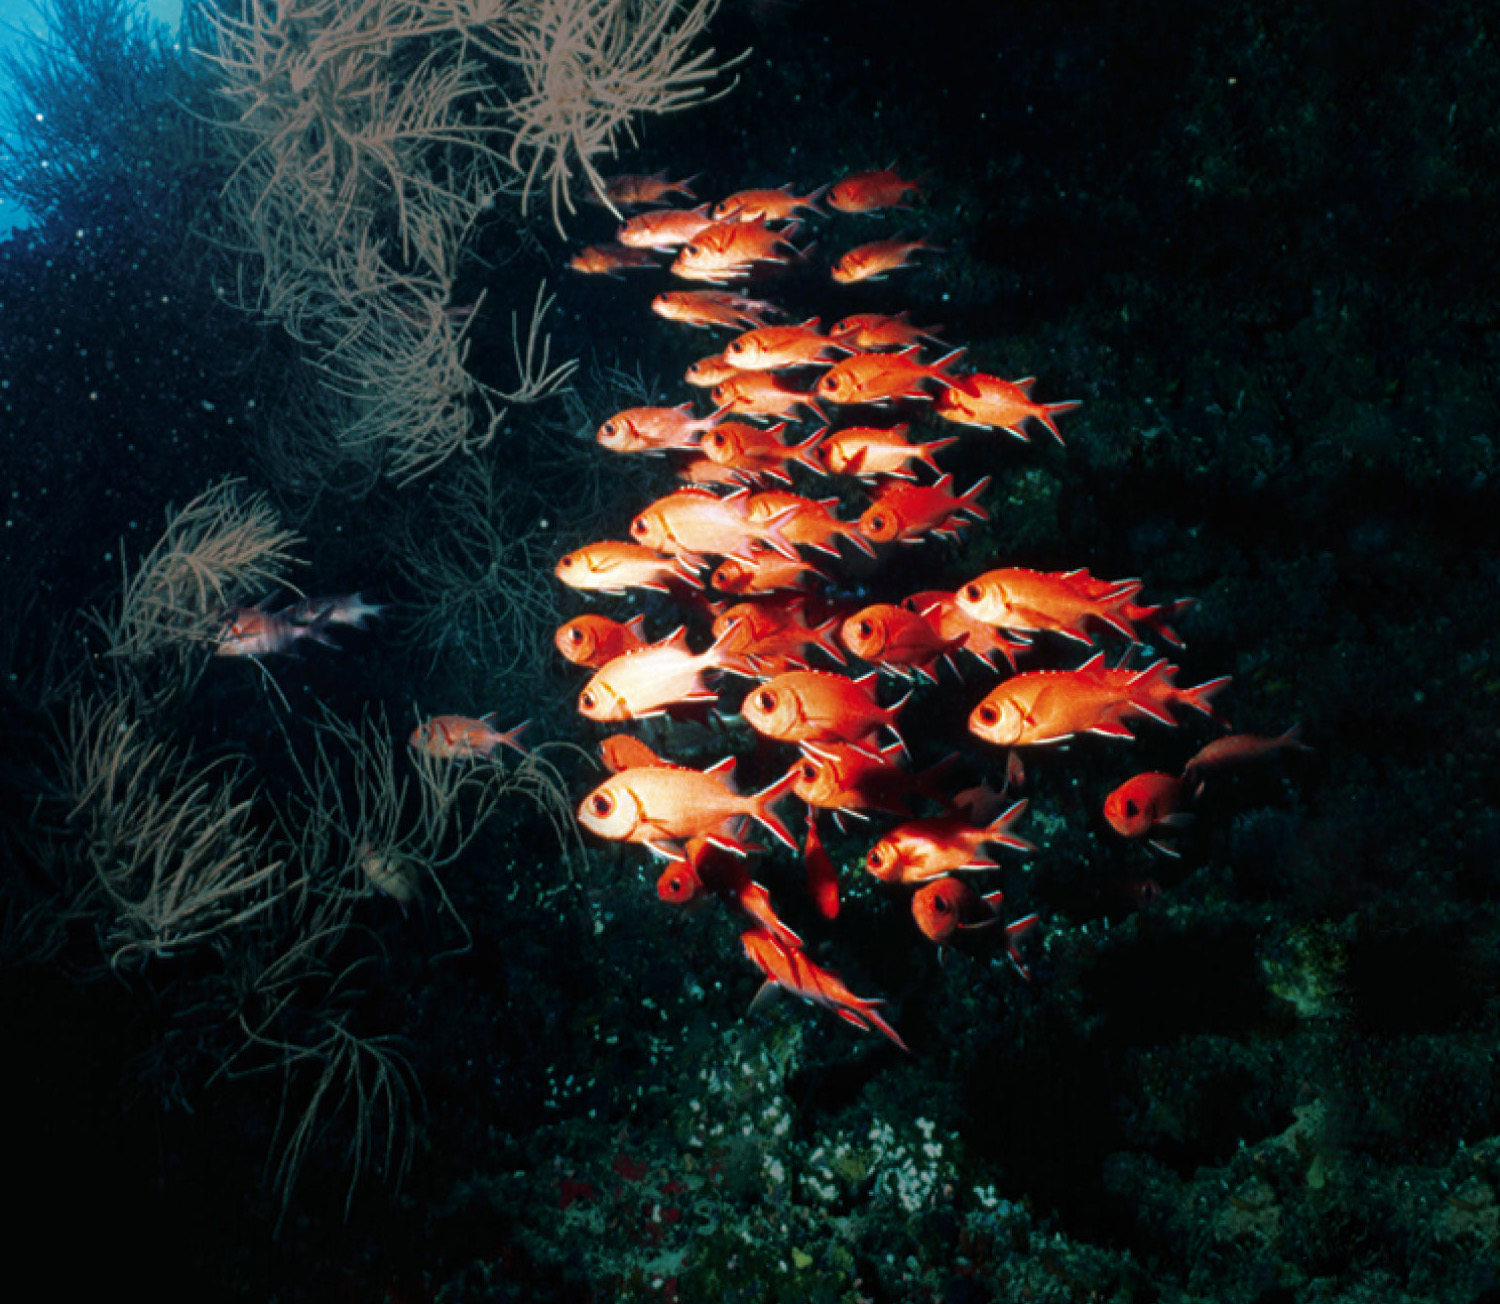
[840,521,877,558]
[790,425,829,473]
[958,475,993,520]
[1180,674,1233,724]
[1137,596,1195,648]
[983,798,1035,854]
[1004,912,1042,980]
[1037,399,1082,445]
[919,436,960,468]
[750,767,801,852]
[809,614,849,665]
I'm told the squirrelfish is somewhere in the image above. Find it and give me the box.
[934,373,1081,444]
[651,289,776,331]
[864,800,1033,884]
[814,424,957,479]
[839,603,965,680]
[554,541,700,595]
[630,487,797,562]
[741,669,909,750]
[671,218,802,283]
[815,345,967,406]
[741,926,907,1049]
[597,403,721,454]
[968,655,1177,747]
[578,626,744,722]
[826,167,922,213]
[555,613,648,667]
[409,714,529,761]
[857,474,990,544]
[831,237,940,284]
[577,757,798,857]
[956,568,1145,644]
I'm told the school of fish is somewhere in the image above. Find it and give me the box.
[558,167,1302,1048]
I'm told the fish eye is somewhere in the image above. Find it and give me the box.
[755,690,776,713]
[727,341,744,355]
[1124,800,1139,817]
[565,627,583,644]
[857,620,873,638]
[799,761,818,782]
[979,705,999,726]
[629,517,647,536]
[590,792,613,816]
[685,243,701,257]
[559,554,574,569]
[602,420,617,436]
[581,692,596,711]
[963,583,982,603]
[869,515,887,532]
[933,895,953,916]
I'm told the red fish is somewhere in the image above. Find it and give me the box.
[826,167,922,213]
[968,654,1177,747]
[616,204,714,250]
[814,424,957,479]
[409,714,529,761]
[651,289,777,331]
[554,542,700,595]
[597,403,722,454]
[567,243,660,277]
[710,371,824,421]
[578,627,744,721]
[711,184,826,223]
[828,311,945,351]
[857,473,990,544]
[598,170,697,207]
[1103,772,1187,842]
[934,373,1081,444]
[741,926,907,1049]
[815,345,967,406]
[658,838,802,948]
[741,490,872,559]
[955,567,1145,644]
[599,734,666,773]
[722,318,843,371]
[910,882,1039,976]
[555,613,648,667]
[741,669,909,750]
[712,551,828,595]
[864,800,1033,884]
[831,237,940,284]
[901,591,1026,670]
[700,422,826,482]
[671,218,803,282]
[712,597,846,673]
[792,740,949,818]
[839,603,965,681]
[1183,725,1308,795]
[631,487,797,562]
[578,757,798,858]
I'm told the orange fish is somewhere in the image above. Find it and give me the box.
[815,345,967,406]
[828,311,945,351]
[599,734,666,773]
[567,243,660,277]
[651,289,777,331]
[968,654,1176,747]
[831,237,940,284]
[597,403,722,454]
[712,597,846,672]
[701,422,826,482]
[555,541,700,595]
[839,603,965,681]
[1103,772,1186,840]
[672,451,745,485]
[616,204,714,250]
[901,591,1026,670]
[555,613,648,667]
[814,424,958,479]
[722,318,843,371]
[792,740,948,818]
[683,353,740,388]
[710,371,824,421]
[741,926,907,1049]
[955,567,1145,644]
[712,551,828,595]
[911,882,1039,975]
[741,669,909,750]
[857,473,990,543]
[578,627,744,721]
[657,840,802,947]
[865,800,1033,884]
[711,184,826,223]
[745,490,873,559]
[577,757,798,857]
[826,167,922,213]
[1183,725,1309,795]
[409,714,529,761]
[934,373,1081,445]
[1088,657,1232,726]
[671,218,803,283]
[598,170,697,207]
[631,487,797,561]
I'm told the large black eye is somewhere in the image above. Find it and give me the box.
[963,584,981,603]
[756,690,776,713]
[979,705,999,726]
[590,793,612,816]
[602,420,617,437]
[857,620,873,639]
[799,761,818,782]
[566,627,583,645]
[685,244,701,257]
[1124,800,1139,818]
[869,515,887,532]
[933,895,953,916]
[581,692,596,711]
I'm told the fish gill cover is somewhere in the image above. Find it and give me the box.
[0,0,1497,1300]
